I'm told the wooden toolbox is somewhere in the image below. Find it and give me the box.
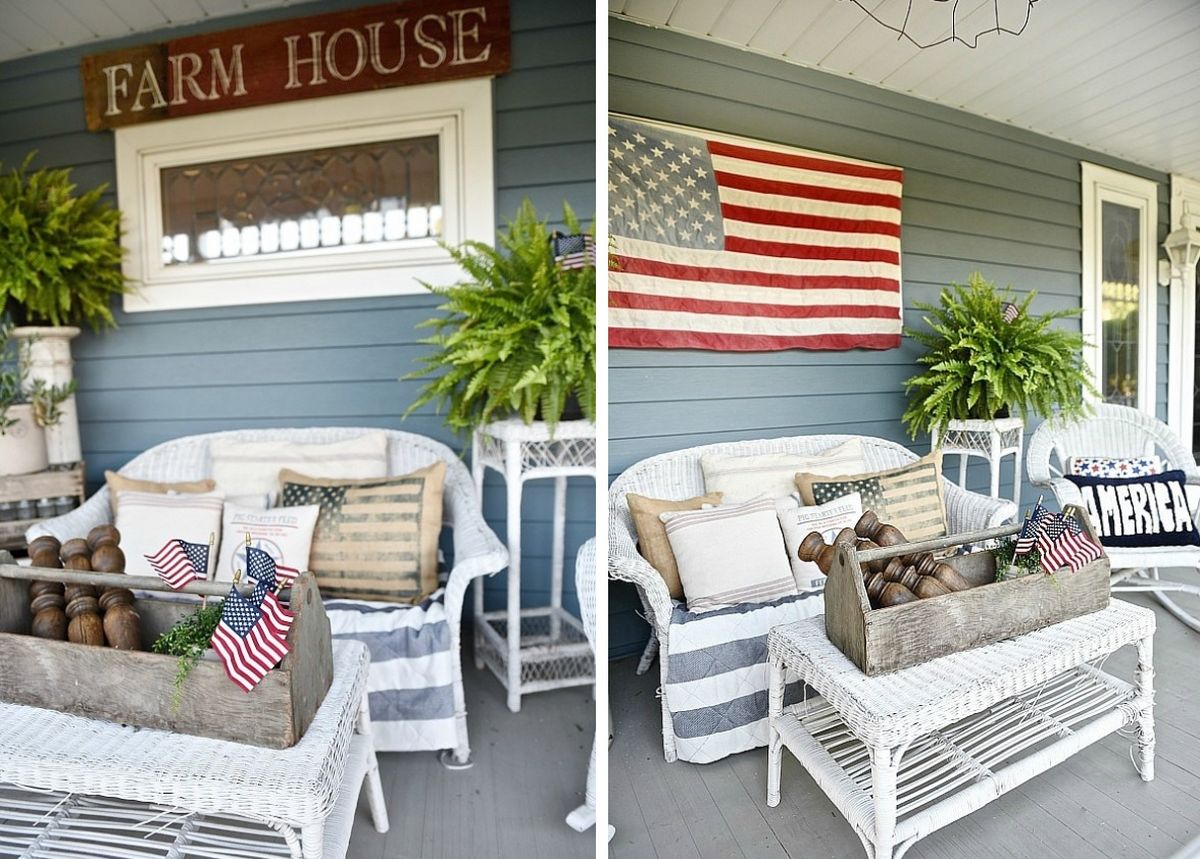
[824,506,1111,676]
[0,553,333,748]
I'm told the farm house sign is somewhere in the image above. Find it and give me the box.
[80,0,509,131]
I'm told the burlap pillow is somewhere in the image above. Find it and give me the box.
[278,462,445,603]
[626,491,723,600]
[105,471,217,516]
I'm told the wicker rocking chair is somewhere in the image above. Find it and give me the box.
[1027,404,1200,633]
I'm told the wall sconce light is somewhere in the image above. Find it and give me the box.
[1163,204,1200,283]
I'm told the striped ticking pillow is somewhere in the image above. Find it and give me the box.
[795,450,947,543]
[278,462,445,603]
[115,489,225,578]
[660,495,797,613]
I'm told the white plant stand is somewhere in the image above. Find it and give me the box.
[472,418,596,713]
[932,417,1024,520]
[766,601,1156,859]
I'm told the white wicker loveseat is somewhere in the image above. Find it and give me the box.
[26,427,507,766]
[609,434,1016,764]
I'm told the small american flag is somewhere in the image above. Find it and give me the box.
[1014,503,1051,556]
[246,547,295,642]
[1038,513,1104,573]
[551,232,595,270]
[1002,302,1020,323]
[609,114,902,351]
[210,585,290,693]
[145,538,209,590]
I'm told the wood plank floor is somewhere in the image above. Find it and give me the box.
[346,656,595,859]
[610,592,1200,859]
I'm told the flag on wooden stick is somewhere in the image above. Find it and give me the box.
[145,537,210,590]
[210,584,290,693]
[245,546,295,642]
[1037,513,1104,573]
[608,114,903,351]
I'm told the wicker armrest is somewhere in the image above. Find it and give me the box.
[608,521,673,643]
[942,480,1017,533]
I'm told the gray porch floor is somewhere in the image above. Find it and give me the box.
[346,649,595,859]
[610,592,1200,859]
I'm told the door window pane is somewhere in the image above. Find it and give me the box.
[1100,200,1141,407]
[160,136,441,265]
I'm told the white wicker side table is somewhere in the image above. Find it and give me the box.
[766,600,1156,859]
[471,417,596,712]
[0,640,388,859]
[932,417,1024,520]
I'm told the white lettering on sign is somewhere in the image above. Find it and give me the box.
[365,19,408,74]
[102,63,133,116]
[284,31,327,89]
[130,60,168,111]
[448,7,489,66]
[414,15,448,68]
[325,28,368,81]
[209,44,247,99]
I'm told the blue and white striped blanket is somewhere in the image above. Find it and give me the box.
[326,590,457,752]
[664,592,823,763]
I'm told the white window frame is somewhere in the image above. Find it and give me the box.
[115,78,495,312]
[1080,162,1158,415]
[1167,175,1200,445]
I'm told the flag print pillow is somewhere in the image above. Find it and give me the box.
[1064,470,1200,548]
[1066,456,1162,479]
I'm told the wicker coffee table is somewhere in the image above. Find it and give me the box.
[0,640,387,858]
[766,600,1156,859]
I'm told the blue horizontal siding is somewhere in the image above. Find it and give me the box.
[609,19,1172,659]
[0,0,596,620]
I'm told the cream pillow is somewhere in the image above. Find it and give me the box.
[775,491,863,592]
[115,490,225,578]
[209,432,389,501]
[215,503,321,584]
[660,495,796,613]
[701,439,866,502]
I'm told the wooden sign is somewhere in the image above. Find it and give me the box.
[81,0,510,131]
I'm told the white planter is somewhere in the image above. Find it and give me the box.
[12,326,81,466]
[0,404,49,477]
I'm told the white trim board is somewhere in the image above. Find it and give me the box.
[1080,162,1158,416]
[1168,175,1200,447]
[115,78,496,313]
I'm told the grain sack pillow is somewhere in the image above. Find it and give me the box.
[776,491,863,592]
[701,439,865,502]
[279,462,445,602]
[214,503,321,583]
[659,495,796,613]
[796,450,947,542]
[104,471,217,516]
[209,432,389,503]
[115,489,225,578]
[1064,470,1200,548]
[626,491,723,600]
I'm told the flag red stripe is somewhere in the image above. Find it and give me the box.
[720,203,901,237]
[715,171,901,209]
[707,140,903,183]
[724,235,900,264]
[609,291,901,320]
[612,255,899,292]
[609,327,901,351]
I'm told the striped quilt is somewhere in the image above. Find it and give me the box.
[665,592,824,763]
[326,590,457,752]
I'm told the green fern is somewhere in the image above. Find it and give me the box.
[902,272,1096,438]
[404,200,596,437]
[0,153,129,330]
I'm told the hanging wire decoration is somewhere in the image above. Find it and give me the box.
[843,0,1039,50]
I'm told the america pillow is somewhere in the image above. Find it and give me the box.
[1064,470,1200,548]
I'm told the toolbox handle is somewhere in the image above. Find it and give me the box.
[854,521,1021,564]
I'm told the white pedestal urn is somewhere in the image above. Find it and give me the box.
[0,404,49,477]
[12,326,82,466]
[931,416,1025,519]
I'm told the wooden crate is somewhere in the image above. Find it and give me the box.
[824,506,1111,676]
[0,466,86,551]
[0,554,333,748]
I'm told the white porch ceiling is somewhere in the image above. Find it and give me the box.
[0,0,312,64]
[610,0,1200,181]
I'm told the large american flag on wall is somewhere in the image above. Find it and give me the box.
[609,115,903,351]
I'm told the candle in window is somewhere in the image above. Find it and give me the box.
[408,206,429,239]
[199,230,221,259]
[300,218,320,249]
[429,206,444,237]
[280,221,300,251]
[320,216,341,247]
[241,225,260,256]
[260,222,280,254]
[384,209,406,241]
[363,212,384,243]
[161,235,173,266]
[342,213,363,245]
[221,227,240,257]
[173,234,189,263]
